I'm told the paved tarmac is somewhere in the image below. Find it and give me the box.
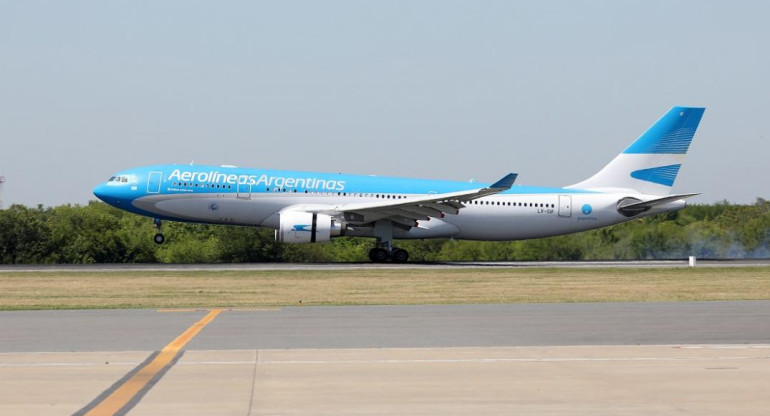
[3,302,770,353]
[1,258,769,273]
[2,302,770,415]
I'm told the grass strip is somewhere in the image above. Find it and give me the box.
[1,267,769,310]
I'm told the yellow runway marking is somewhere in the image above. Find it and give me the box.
[84,309,222,416]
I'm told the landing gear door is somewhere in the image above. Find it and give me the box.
[558,195,571,218]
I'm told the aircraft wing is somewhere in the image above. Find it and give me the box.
[312,173,517,227]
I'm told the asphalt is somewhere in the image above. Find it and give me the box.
[1,259,769,273]
[3,301,770,353]
[3,302,770,415]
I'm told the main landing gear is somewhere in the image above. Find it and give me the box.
[368,220,409,263]
[368,246,409,263]
[153,218,165,244]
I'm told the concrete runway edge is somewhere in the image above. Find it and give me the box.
[2,301,770,415]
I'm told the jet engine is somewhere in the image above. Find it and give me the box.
[275,210,344,243]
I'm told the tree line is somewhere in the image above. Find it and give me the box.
[0,199,768,264]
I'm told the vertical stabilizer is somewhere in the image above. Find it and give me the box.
[567,106,705,195]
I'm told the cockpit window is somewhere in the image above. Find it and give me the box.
[109,175,132,184]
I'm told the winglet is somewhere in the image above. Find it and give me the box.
[489,173,517,190]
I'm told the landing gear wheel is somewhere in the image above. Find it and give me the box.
[391,248,409,263]
[152,218,165,244]
[368,248,390,263]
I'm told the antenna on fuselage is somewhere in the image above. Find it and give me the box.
[189,160,195,165]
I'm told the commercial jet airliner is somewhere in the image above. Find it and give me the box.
[93,106,705,262]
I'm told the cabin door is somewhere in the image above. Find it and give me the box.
[147,171,162,194]
[237,176,251,200]
[558,195,571,217]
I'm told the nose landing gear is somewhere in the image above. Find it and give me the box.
[153,218,165,244]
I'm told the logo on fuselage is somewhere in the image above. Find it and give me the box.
[581,204,593,215]
[167,169,346,192]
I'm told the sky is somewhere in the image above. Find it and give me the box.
[1,1,768,207]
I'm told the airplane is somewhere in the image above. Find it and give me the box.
[93,106,705,262]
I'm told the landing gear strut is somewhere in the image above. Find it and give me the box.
[153,218,165,244]
[368,220,409,263]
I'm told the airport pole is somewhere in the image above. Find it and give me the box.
[0,176,5,210]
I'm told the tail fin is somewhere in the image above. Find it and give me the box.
[567,106,705,195]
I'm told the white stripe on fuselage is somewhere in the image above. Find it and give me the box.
[132,191,671,241]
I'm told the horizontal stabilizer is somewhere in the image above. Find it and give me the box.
[617,193,699,216]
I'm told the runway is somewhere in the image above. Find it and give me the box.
[2,302,770,415]
[1,258,769,273]
[3,302,770,353]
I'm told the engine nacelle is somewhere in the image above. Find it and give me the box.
[275,211,343,243]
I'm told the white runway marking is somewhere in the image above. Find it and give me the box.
[0,361,141,367]
[7,355,770,368]
[256,356,770,365]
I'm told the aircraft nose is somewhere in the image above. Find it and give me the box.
[92,183,110,201]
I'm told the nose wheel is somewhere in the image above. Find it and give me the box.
[153,218,165,245]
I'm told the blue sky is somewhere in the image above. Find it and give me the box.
[1,1,768,206]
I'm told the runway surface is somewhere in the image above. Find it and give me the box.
[3,302,770,353]
[3,302,770,415]
[1,258,769,272]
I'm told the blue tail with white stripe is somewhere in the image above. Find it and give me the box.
[567,106,705,195]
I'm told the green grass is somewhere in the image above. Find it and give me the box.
[1,267,769,310]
